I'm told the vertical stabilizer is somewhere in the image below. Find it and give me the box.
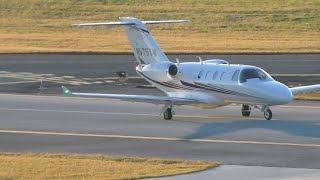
[72,17,189,65]
[119,17,168,65]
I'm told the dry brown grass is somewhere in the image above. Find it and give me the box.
[294,90,320,100]
[0,0,319,53]
[0,152,217,179]
[0,30,318,53]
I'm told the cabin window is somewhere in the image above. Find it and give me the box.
[232,70,240,81]
[205,71,212,79]
[212,71,218,80]
[198,70,203,79]
[220,72,226,80]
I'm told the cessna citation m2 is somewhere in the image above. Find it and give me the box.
[62,17,320,120]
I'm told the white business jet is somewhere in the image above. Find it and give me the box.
[62,17,320,120]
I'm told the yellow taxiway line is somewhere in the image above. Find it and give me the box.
[0,129,319,148]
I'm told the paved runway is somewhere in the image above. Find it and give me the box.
[0,54,319,77]
[0,94,320,169]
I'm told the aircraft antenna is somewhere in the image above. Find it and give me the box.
[176,58,180,64]
[197,56,203,64]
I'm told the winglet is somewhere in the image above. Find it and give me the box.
[61,86,72,95]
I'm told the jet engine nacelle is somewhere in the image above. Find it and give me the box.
[141,62,178,82]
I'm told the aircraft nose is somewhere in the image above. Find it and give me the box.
[267,82,293,105]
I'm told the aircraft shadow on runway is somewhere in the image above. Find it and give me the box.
[182,120,320,139]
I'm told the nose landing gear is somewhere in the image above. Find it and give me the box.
[241,104,273,120]
[263,107,272,120]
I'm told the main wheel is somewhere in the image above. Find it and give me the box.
[264,109,272,120]
[241,105,251,117]
[163,108,173,120]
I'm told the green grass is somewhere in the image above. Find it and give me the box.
[0,0,319,52]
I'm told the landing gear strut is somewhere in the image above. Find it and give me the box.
[241,105,273,120]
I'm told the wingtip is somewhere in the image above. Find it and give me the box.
[61,86,72,95]
[71,24,81,27]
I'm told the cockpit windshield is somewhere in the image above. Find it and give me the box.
[240,68,273,83]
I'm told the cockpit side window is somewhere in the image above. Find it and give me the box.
[232,70,240,81]
[240,69,260,83]
[256,68,268,80]
[240,68,272,83]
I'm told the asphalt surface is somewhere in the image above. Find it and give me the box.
[0,94,320,169]
[0,53,319,95]
[0,54,319,178]
[0,53,319,77]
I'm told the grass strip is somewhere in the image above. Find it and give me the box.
[0,0,319,53]
[0,152,218,179]
[294,91,320,101]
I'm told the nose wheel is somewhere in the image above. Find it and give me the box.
[263,108,272,120]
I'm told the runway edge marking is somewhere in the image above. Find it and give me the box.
[0,130,320,148]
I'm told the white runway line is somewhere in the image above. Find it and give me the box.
[0,107,255,120]
[0,81,39,85]
[0,71,97,85]
[278,105,320,109]
[16,72,33,75]
[0,129,320,148]
[62,76,75,78]
[0,93,319,110]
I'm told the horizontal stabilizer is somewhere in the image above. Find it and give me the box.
[72,18,189,27]
[72,21,135,27]
[142,20,190,24]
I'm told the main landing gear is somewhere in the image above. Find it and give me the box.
[241,105,251,117]
[241,104,273,120]
[162,104,174,120]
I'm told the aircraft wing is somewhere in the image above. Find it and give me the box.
[61,86,200,105]
[289,84,320,94]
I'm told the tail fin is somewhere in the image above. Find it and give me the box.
[73,17,189,65]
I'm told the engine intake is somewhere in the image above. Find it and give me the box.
[141,62,178,82]
[168,64,178,76]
